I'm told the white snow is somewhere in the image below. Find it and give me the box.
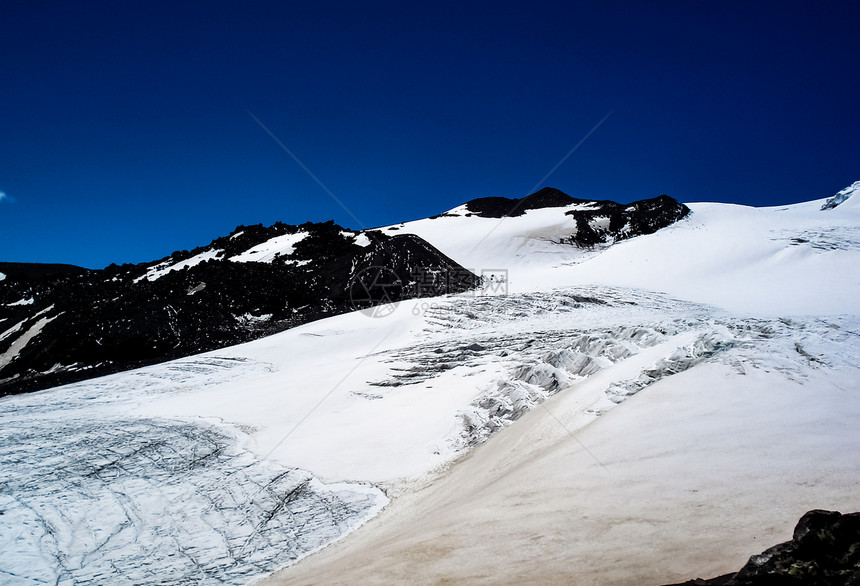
[388,189,860,315]
[0,356,387,585]
[230,232,309,263]
[0,305,55,346]
[6,297,34,306]
[381,203,597,276]
[0,312,59,370]
[352,232,371,247]
[0,319,26,343]
[137,249,224,282]
[563,200,860,315]
[3,182,860,585]
[236,312,273,324]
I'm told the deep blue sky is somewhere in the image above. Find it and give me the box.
[1,0,858,268]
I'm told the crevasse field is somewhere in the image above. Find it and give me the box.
[2,183,859,585]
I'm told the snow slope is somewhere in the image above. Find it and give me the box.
[380,203,601,279]
[2,182,859,585]
[268,316,860,585]
[387,184,860,315]
[566,198,860,315]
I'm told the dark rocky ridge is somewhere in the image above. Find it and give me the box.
[463,187,582,217]
[667,510,860,586]
[564,194,690,248]
[0,222,479,396]
[0,262,91,279]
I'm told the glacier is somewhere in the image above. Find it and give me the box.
[0,356,386,585]
[2,182,860,585]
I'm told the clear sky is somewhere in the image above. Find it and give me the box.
[1,0,857,269]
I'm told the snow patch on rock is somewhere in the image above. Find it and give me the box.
[230,232,309,263]
[236,312,273,325]
[0,313,60,370]
[6,297,34,306]
[137,249,225,282]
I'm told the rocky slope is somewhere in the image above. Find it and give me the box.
[0,222,479,395]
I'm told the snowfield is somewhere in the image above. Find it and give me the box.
[1,183,859,585]
[388,181,860,315]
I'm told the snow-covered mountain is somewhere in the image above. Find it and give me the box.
[0,189,687,396]
[1,182,858,585]
[388,182,860,314]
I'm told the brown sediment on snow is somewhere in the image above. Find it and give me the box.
[262,354,860,585]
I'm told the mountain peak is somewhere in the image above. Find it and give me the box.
[464,187,581,218]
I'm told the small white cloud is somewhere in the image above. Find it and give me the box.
[0,190,12,204]
[0,191,5,202]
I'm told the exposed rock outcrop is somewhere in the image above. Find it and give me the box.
[462,187,690,248]
[668,509,860,585]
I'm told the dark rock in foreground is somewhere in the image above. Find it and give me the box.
[667,509,860,586]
